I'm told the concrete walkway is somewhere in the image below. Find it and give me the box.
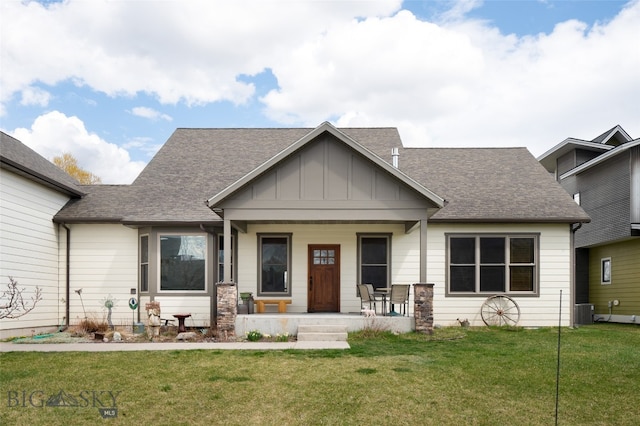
[0,340,350,352]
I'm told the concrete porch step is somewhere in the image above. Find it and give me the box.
[297,324,348,342]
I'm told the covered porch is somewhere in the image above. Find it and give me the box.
[207,123,444,323]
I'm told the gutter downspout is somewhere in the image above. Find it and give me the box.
[61,223,71,331]
[570,223,583,327]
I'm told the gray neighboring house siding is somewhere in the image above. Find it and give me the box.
[538,125,640,322]
[563,152,632,248]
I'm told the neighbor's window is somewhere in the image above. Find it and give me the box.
[358,234,390,290]
[218,234,233,282]
[140,235,149,292]
[259,234,291,295]
[448,234,538,295]
[160,234,206,291]
[573,193,581,205]
[601,258,611,285]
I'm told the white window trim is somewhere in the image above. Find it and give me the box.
[601,257,612,285]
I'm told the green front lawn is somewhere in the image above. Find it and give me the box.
[1,324,638,425]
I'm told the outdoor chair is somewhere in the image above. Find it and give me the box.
[357,284,378,314]
[389,284,410,316]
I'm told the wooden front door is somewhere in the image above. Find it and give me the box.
[308,245,340,313]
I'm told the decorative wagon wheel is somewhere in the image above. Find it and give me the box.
[480,295,521,327]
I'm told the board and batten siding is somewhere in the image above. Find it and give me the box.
[59,224,138,327]
[589,239,640,316]
[427,223,573,327]
[0,170,71,336]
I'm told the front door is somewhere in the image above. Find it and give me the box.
[308,245,340,312]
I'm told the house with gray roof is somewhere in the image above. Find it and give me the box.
[538,125,640,324]
[1,123,590,338]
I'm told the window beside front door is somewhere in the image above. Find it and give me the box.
[258,234,291,296]
[140,235,149,292]
[159,234,206,291]
[218,234,233,283]
[358,234,391,290]
[447,234,538,296]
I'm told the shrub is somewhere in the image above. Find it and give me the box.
[246,329,262,341]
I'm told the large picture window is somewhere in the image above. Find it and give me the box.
[448,234,538,295]
[160,234,206,291]
[259,234,291,295]
[358,235,390,290]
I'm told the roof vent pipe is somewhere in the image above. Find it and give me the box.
[392,147,399,168]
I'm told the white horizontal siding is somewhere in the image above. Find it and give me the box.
[427,223,572,327]
[237,223,418,314]
[152,296,210,327]
[61,224,138,327]
[1,170,70,332]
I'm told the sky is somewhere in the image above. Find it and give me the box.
[1,0,638,184]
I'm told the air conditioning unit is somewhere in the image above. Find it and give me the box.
[574,304,594,325]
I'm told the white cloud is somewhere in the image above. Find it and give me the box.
[261,1,640,155]
[0,0,402,110]
[131,106,172,122]
[9,111,145,184]
[20,86,52,107]
[1,0,638,171]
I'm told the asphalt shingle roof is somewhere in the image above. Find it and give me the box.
[52,127,590,224]
[1,131,83,196]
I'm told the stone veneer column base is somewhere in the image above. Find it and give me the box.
[414,283,434,335]
[216,282,237,341]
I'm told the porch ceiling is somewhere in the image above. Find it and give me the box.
[230,219,422,233]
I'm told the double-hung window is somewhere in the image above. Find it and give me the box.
[258,234,291,295]
[358,234,391,290]
[218,234,233,283]
[160,234,206,291]
[448,234,538,295]
[140,235,149,292]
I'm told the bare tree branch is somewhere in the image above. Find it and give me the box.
[0,277,43,320]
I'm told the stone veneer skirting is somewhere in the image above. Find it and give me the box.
[216,282,237,341]
[414,283,434,334]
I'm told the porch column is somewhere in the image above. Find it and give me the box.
[216,282,237,341]
[420,219,427,282]
[223,217,232,283]
[414,283,434,334]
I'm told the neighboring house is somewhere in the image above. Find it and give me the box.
[538,125,640,324]
[1,123,590,338]
[0,132,84,338]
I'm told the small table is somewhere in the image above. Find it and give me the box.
[374,288,390,316]
[173,313,191,333]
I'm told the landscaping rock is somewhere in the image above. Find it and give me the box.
[176,332,198,341]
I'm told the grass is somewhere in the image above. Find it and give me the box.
[1,323,639,425]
